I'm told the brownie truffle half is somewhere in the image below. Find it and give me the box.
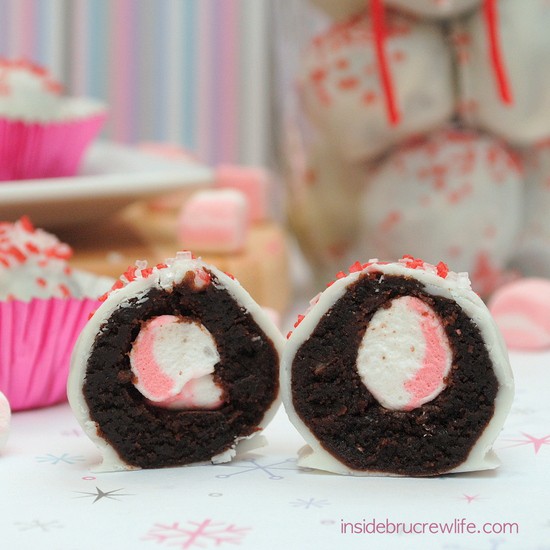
[68,252,283,471]
[281,256,514,476]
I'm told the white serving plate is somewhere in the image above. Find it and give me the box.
[0,141,214,228]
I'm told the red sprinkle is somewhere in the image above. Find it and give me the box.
[59,284,71,298]
[195,269,211,286]
[348,261,363,273]
[155,263,168,270]
[123,265,138,281]
[293,314,305,329]
[25,242,39,254]
[36,277,47,287]
[140,267,154,278]
[8,246,26,262]
[286,331,293,339]
[45,247,71,260]
[403,255,425,269]
[436,261,449,279]
[111,279,124,290]
[335,271,347,279]
[224,271,236,280]
[20,215,35,233]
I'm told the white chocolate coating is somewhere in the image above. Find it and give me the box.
[68,252,284,471]
[358,129,523,296]
[281,258,514,476]
[456,0,550,145]
[298,11,453,162]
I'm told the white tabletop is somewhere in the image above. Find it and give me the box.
[1,349,549,550]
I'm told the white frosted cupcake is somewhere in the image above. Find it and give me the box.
[0,58,106,181]
[0,216,111,411]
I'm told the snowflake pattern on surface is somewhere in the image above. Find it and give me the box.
[290,498,330,509]
[14,520,63,532]
[215,457,309,480]
[74,487,133,504]
[36,453,85,465]
[442,539,506,550]
[143,519,250,549]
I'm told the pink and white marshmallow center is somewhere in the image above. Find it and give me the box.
[357,296,452,411]
[130,315,224,409]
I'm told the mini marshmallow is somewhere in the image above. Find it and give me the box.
[0,390,10,451]
[177,189,249,254]
[129,315,223,409]
[215,165,270,222]
[357,295,452,411]
[489,278,550,351]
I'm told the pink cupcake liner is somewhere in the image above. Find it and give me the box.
[0,390,10,450]
[0,112,106,182]
[0,297,101,411]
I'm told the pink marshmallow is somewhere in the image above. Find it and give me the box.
[215,165,271,222]
[129,315,224,409]
[0,390,10,451]
[489,278,550,351]
[404,297,452,410]
[178,189,249,253]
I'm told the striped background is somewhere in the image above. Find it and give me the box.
[0,0,273,166]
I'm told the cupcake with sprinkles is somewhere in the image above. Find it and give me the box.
[68,251,283,471]
[0,58,106,181]
[0,216,111,411]
[282,256,514,476]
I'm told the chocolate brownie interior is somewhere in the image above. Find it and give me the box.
[291,273,498,476]
[83,271,279,469]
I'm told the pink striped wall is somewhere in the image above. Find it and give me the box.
[0,0,271,166]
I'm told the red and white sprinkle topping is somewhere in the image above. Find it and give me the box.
[98,251,214,304]
[0,216,79,300]
[0,58,64,121]
[287,256,463,340]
